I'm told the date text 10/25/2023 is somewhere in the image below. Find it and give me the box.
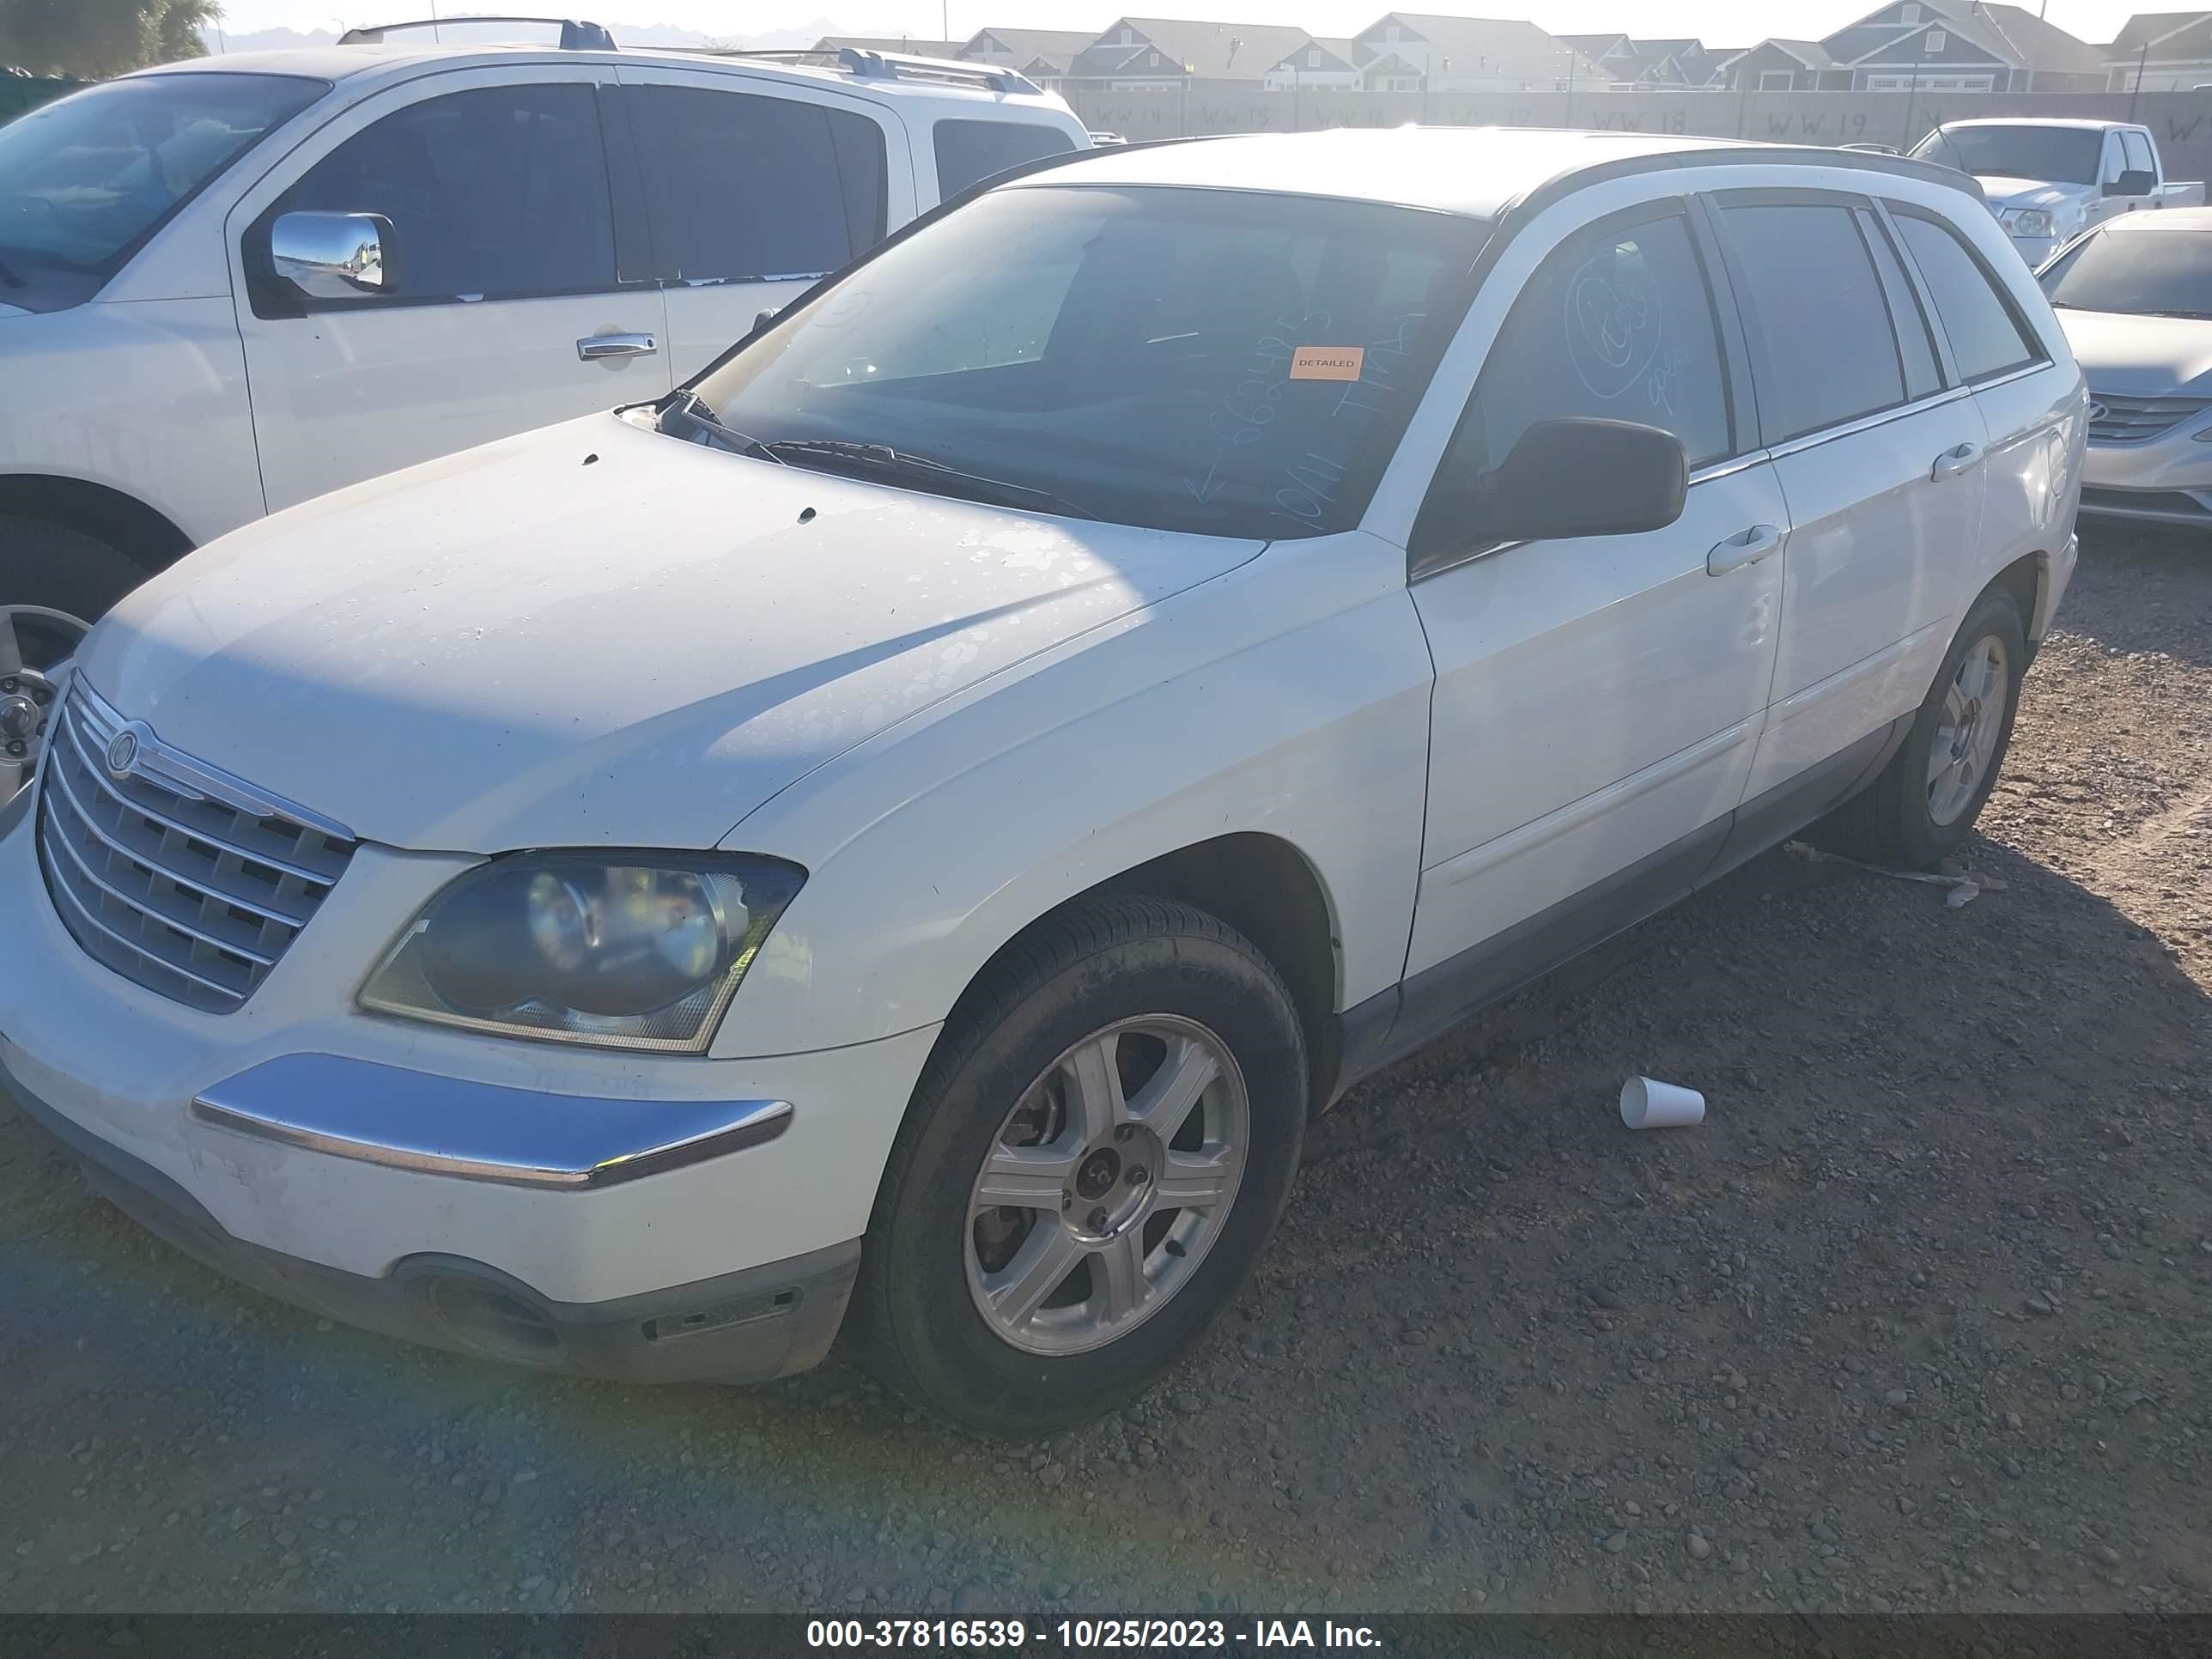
[804,1617,1386,1650]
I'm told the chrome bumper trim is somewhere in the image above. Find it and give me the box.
[190,1054,793,1189]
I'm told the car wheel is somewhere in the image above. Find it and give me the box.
[1808,586,2027,870]
[849,895,1307,1437]
[0,515,149,623]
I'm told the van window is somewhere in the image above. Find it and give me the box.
[1438,209,1733,495]
[278,83,614,301]
[934,118,1079,198]
[1858,207,1942,400]
[1893,210,2040,380]
[628,85,886,283]
[1719,200,1905,441]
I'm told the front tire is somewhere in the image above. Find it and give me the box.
[848,896,1307,1437]
[0,515,148,622]
[1808,586,2027,869]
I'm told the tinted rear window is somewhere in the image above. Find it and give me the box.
[934,119,1077,198]
[629,85,886,282]
[1897,211,2041,380]
[1719,201,1906,442]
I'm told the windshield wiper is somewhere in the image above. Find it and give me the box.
[764,439,1101,521]
[656,389,782,463]
[2145,309,2212,320]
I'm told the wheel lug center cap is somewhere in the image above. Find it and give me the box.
[1075,1147,1121,1200]
[0,694,39,745]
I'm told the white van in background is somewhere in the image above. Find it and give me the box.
[0,21,1088,618]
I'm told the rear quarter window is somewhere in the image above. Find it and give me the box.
[1893,209,2042,382]
[933,118,1077,199]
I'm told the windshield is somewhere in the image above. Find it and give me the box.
[2040,226,2212,318]
[1911,125,2102,185]
[0,72,326,308]
[677,184,1489,540]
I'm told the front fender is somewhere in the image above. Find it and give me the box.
[707,532,1435,1060]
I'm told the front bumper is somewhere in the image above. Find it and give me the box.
[0,801,939,1382]
[7,1048,857,1383]
[2079,426,2212,526]
[2006,231,2061,270]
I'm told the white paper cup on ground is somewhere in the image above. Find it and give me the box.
[1620,1076,1705,1130]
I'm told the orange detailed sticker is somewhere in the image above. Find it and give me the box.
[1288,346,1365,382]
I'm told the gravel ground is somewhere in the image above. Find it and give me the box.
[3,525,2207,1619]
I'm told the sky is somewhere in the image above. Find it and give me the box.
[206,2,2161,52]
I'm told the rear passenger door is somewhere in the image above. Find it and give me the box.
[1713,191,1989,803]
[1887,204,2065,605]
[612,68,909,382]
[1401,202,1789,1007]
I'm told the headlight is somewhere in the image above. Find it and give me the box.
[360,853,805,1051]
[2010,210,2057,240]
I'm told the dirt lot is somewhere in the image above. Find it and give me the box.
[3,526,2207,1620]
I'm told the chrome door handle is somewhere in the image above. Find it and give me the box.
[577,331,659,362]
[1931,441,1983,481]
[1707,523,1783,576]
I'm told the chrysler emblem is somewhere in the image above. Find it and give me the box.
[104,729,140,780]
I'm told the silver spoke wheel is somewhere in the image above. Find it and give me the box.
[965,1014,1249,1356]
[0,605,90,805]
[1925,634,2008,828]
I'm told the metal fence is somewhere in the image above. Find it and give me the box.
[1065,87,2212,185]
[0,70,79,124]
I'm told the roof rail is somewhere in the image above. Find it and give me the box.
[691,46,1040,95]
[337,15,616,50]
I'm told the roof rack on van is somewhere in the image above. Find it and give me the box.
[336,15,617,50]
[695,46,1040,95]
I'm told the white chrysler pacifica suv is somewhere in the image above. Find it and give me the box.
[0,129,2084,1436]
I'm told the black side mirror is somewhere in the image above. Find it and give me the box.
[2110,168,2155,198]
[1468,418,1688,544]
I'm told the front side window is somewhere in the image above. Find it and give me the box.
[678,185,1487,540]
[276,83,614,301]
[1910,125,2101,185]
[1896,210,2041,378]
[629,85,884,283]
[934,118,1078,199]
[0,72,325,309]
[2122,130,2156,176]
[1719,199,1906,441]
[1431,210,1734,510]
[2041,223,2212,320]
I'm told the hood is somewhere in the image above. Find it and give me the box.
[81,415,1262,852]
[1978,175,2089,213]
[2056,307,2212,395]
[0,302,29,319]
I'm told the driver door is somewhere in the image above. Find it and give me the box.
[1401,201,1787,1020]
[227,65,670,514]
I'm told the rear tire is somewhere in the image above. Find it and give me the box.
[0,515,149,623]
[848,895,1307,1438]
[1808,586,2027,869]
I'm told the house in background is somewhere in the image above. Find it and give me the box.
[1347,13,1598,92]
[1559,33,1732,88]
[1261,37,1369,90]
[2106,12,2212,90]
[1725,2,2105,94]
[1716,40,1850,90]
[814,34,962,58]
[1064,17,1315,90]
[957,27,1098,88]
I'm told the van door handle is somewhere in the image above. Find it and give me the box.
[1931,441,1983,481]
[577,331,659,362]
[1707,523,1783,576]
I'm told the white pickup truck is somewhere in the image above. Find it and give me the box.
[1910,118,2204,269]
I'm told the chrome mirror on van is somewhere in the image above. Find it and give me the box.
[270,210,392,301]
[1470,418,1688,544]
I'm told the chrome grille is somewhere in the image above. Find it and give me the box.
[35,683,356,1013]
[2087,392,2211,445]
